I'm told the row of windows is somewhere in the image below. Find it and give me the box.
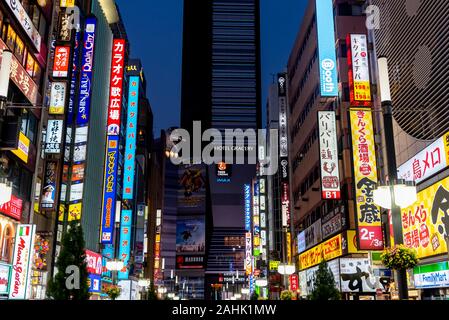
[293,165,320,204]
[288,14,316,83]
[290,85,320,141]
[0,11,43,87]
[289,49,318,111]
[292,126,318,173]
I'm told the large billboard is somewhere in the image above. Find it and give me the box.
[176,218,205,254]
[299,233,343,270]
[340,258,376,293]
[315,0,338,97]
[122,76,140,200]
[350,109,383,250]
[398,131,449,184]
[347,34,372,106]
[100,136,119,244]
[401,175,449,259]
[107,39,126,136]
[318,111,341,199]
[118,210,132,280]
[9,224,36,300]
[177,164,206,213]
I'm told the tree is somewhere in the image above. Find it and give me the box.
[310,259,340,300]
[147,283,158,300]
[47,221,90,300]
[250,291,259,300]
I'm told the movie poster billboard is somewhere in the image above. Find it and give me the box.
[176,218,205,254]
[177,164,206,214]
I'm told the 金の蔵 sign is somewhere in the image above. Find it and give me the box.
[350,109,383,250]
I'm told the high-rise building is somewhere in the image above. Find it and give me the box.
[180,0,262,299]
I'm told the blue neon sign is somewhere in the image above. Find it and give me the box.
[77,16,97,125]
[122,76,140,199]
[118,209,132,280]
[316,0,338,97]
[244,184,251,231]
[67,30,80,126]
[100,135,119,244]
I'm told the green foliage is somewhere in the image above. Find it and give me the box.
[105,285,121,300]
[381,245,419,270]
[250,291,259,300]
[46,222,90,300]
[280,290,293,300]
[310,260,340,301]
[147,283,158,300]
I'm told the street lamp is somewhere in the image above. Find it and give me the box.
[106,260,124,286]
[278,264,295,292]
[373,57,418,300]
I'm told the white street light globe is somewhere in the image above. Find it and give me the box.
[255,279,268,287]
[394,184,417,208]
[106,260,124,271]
[234,293,242,299]
[167,293,175,298]
[278,264,295,275]
[373,186,392,209]
[377,57,392,103]
[241,288,250,295]
[138,279,151,287]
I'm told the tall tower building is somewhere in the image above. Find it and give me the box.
[180,0,262,299]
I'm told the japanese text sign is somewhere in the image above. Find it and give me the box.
[107,39,126,135]
[347,34,372,106]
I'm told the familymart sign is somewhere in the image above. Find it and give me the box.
[414,262,449,289]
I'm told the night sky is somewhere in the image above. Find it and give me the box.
[115,0,307,136]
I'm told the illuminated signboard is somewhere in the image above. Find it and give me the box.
[45,120,64,154]
[122,76,140,199]
[118,210,132,280]
[281,182,290,228]
[49,82,67,115]
[244,184,251,231]
[67,31,80,126]
[9,224,36,300]
[347,34,372,106]
[100,136,119,244]
[12,132,30,163]
[53,46,70,78]
[318,111,341,199]
[299,233,343,270]
[245,232,252,275]
[77,17,97,126]
[316,0,338,97]
[278,73,288,157]
[253,181,260,256]
[5,0,41,51]
[398,131,449,184]
[107,39,126,136]
[350,109,383,250]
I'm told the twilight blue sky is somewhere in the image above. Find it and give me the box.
[115,0,307,135]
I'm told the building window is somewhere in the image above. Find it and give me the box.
[1,224,14,263]
[20,110,38,144]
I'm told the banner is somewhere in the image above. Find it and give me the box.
[177,164,206,212]
[347,34,372,106]
[122,76,140,199]
[316,0,338,97]
[244,184,251,231]
[41,160,59,210]
[299,233,343,270]
[350,109,383,250]
[49,82,67,114]
[340,258,376,293]
[278,73,288,157]
[107,39,126,135]
[11,132,30,163]
[245,232,252,275]
[100,136,119,244]
[5,0,41,51]
[318,111,341,199]
[53,46,70,78]
[401,175,449,258]
[77,17,97,125]
[175,218,205,254]
[0,195,23,221]
[9,224,36,300]
[45,120,64,154]
[118,210,132,279]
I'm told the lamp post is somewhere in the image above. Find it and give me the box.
[106,260,124,286]
[373,57,417,300]
[277,263,295,293]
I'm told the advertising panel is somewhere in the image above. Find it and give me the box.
[278,73,288,157]
[176,255,204,269]
[41,160,59,210]
[88,274,101,293]
[297,231,306,254]
[304,219,322,250]
[281,182,290,228]
[244,184,251,231]
[401,175,449,258]
[67,30,80,126]
[45,120,64,154]
[350,109,383,250]
[11,132,30,164]
[0,195,23,221]
[398,131,449,184]
[413,262,449,289]
[107,39,126,135]
[9,224,36,300]
[322,205,345,239]
[100,136,119,244]
[318,111,341,199]
[177,164,206,212]
[49,82,67,114]
[77,17,97,125]
[315,0,338,97]
[0,39,40,105]
[299,233,343,270]
[4,0,41,51]
[0,263,11,294]
[176,218,205,254]
[53,46,71,78]
[85,250,102,275]
[347,34,372,106]
[253,181,260,256]
[245,232,252,275]
[340,258,376,293]
[122,76,140,199]
[118,210,132,279]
